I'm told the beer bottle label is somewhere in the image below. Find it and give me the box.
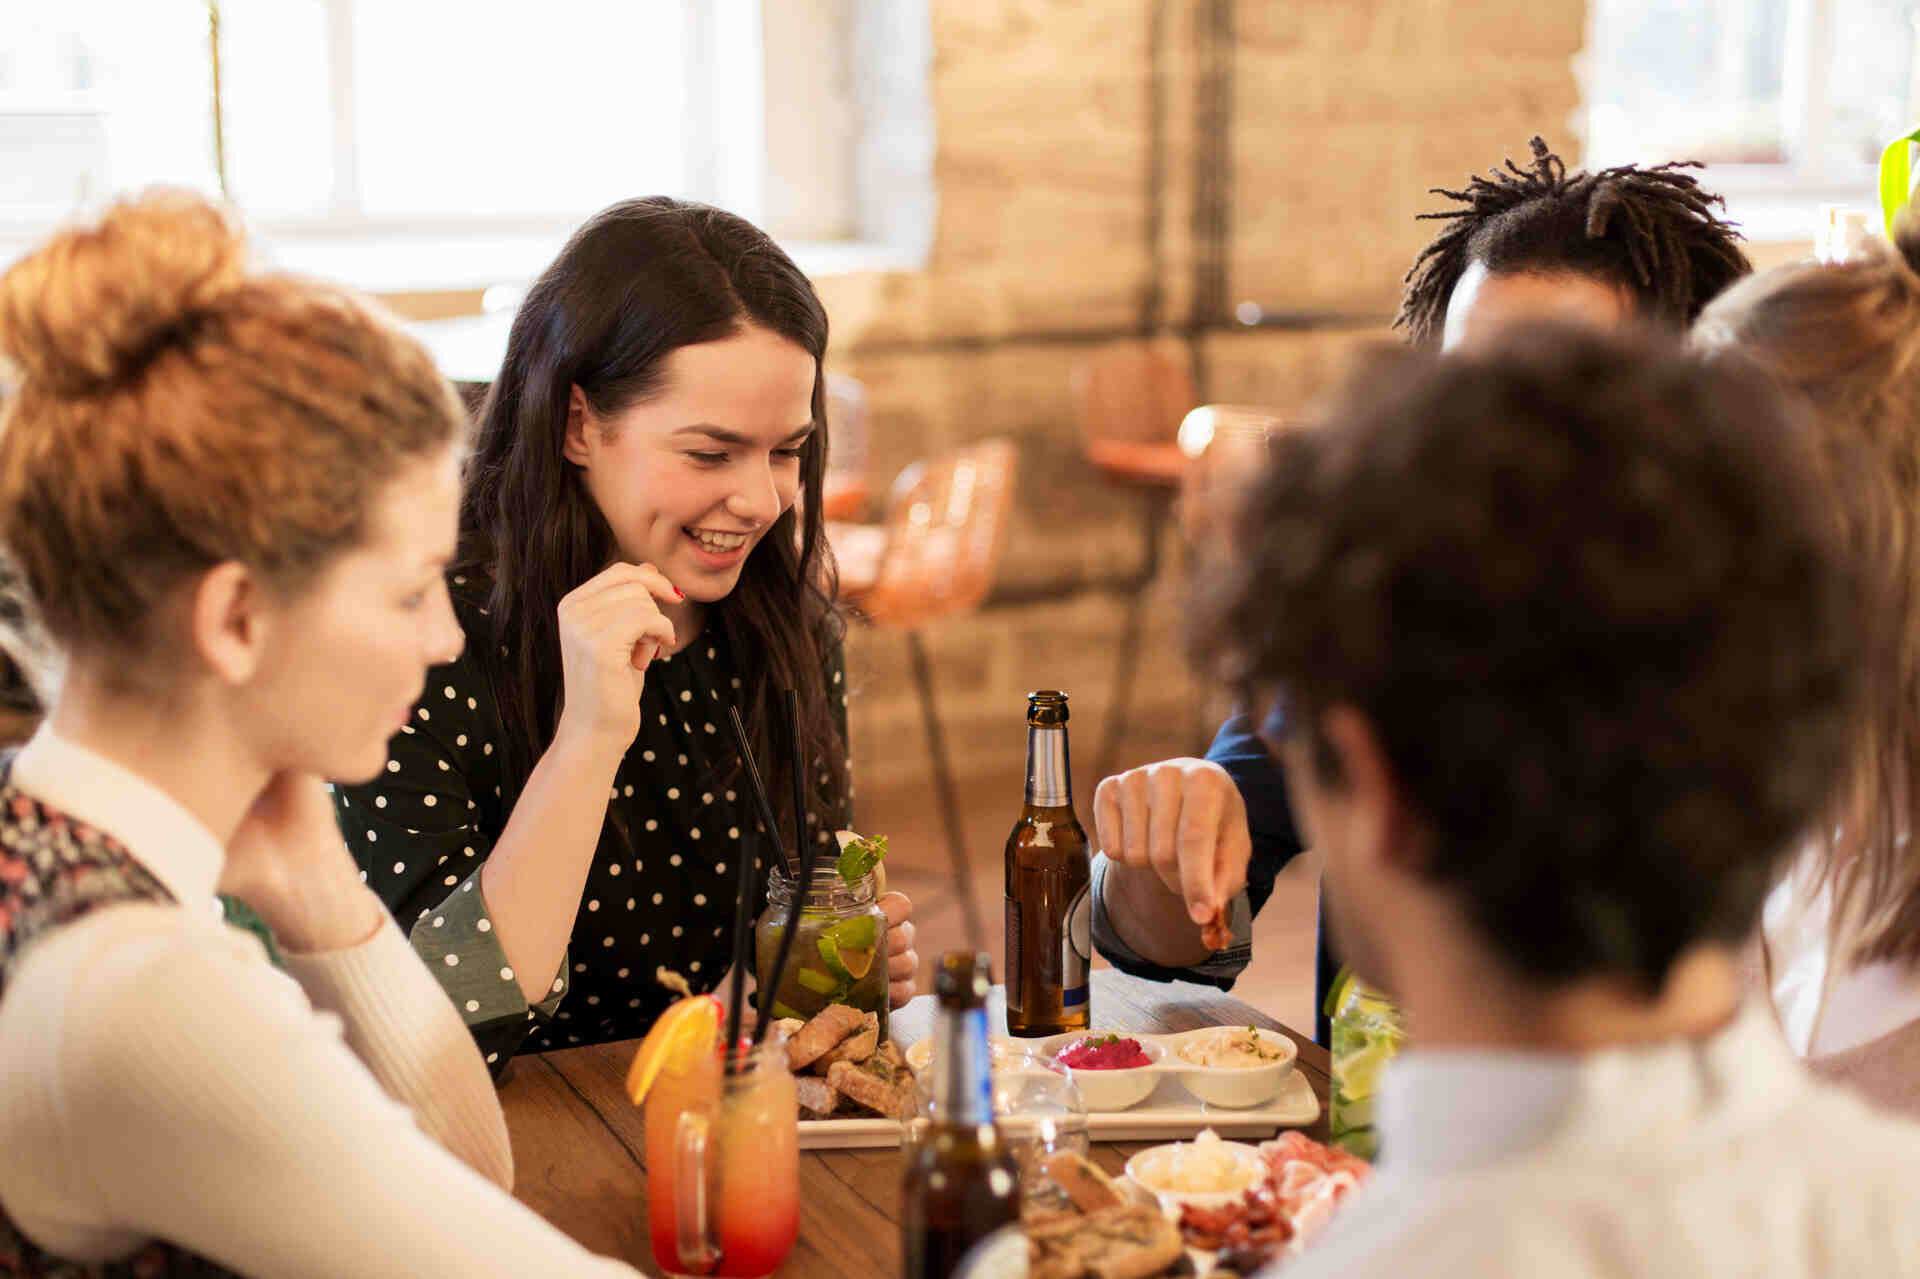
[1061,882,1090,1009]
[1004,897,1022,1015]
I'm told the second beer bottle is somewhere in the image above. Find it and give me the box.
[1003,689,1091,1036]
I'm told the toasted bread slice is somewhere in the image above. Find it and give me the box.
[826,1057,912,1118]
[1041,1151,1124,1214]
[794,1073,839,1120]
[1027,1205,1184,1279]
[813,1012,880,1071]
[873,1038,908,1074]
[786,1003,866,1071]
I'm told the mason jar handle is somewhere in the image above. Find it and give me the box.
[674,1110,720,1273]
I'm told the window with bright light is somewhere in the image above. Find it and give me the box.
[0,1,932,288]
[1583,0,1920,233]
[0,1,711,225]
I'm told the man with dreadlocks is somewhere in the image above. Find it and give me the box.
[1090,140,1752,1047]
[1399,136,1750,348]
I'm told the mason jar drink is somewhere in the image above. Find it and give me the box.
[1327,969,1406,1160]
[755,861,889,1038]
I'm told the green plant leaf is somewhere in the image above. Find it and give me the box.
[835,833,889,885]
[1881,125,1920,232]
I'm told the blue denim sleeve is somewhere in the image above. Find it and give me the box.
[1204,707,1305,922]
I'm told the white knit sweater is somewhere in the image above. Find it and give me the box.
[0,729,638,1276]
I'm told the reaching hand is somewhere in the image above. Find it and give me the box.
[1093,757,1252,932]
[554,561,682,753]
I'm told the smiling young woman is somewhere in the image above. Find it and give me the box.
[332,198,917,1070]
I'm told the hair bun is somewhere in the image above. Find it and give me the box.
[0,188,246,395]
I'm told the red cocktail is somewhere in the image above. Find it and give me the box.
[645,1035,798,1277]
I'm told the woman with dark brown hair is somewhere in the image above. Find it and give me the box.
[1695,220,1920,1116]
[332,198,916,1069]
[0,191,638,1273]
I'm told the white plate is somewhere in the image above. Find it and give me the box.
[795,1065,1318,1150]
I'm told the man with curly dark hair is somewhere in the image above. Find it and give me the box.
[1216,327,1919,1277]
[1091,140,1754,1044]
[1398,136,1751,348]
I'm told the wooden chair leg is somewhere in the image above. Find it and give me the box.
[906,628,986,952]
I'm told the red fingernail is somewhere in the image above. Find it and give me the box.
[673,586,685,600]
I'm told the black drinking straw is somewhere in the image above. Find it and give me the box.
[783,689,810,941]
[745,696,823,1049]
[723,709,775,1075]
[722,834,757,1076]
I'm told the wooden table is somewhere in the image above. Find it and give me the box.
[498,967,1331,1276]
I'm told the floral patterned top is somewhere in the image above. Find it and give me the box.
[0,760,240,1278]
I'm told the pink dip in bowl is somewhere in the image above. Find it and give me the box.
[1056,1034,1153,1071]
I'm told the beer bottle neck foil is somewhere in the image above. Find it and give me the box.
[1023,724,1071,809]
[933,1003,995,1126]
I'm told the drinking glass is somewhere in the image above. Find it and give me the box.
[908,1051,1089,1211]
[645,1036,799,1277]
[755,861,889,1037]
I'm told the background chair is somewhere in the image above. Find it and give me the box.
[832,438,1019,949]
[822,373,872,521]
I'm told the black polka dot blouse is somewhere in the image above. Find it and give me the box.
[332,574,851,1074]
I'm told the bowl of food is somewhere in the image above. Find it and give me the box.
[1165,1025,1296,1108]
[1123,1129,1267,1215]
[903,1034,1031,1078]
[1040,1031,1164,1111]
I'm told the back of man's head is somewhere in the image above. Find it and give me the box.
[1195,326,1868,994]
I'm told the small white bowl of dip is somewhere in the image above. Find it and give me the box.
[1123,1129,1267,1214]
[1035,1031,1166,1112]
[1165,1025,1296,1108]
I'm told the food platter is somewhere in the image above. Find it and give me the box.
[797,1066,1319,1150]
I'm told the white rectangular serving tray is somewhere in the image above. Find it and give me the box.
[796,1065,1319,1150]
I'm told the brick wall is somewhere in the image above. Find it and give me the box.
[817,0,1587,806]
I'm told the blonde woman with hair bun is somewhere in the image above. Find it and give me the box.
[0,191,638,1275]
[1695,215,1920,1118]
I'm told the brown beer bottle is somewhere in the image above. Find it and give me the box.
[902,952,1020,1279]
[1004,690,1091,1036]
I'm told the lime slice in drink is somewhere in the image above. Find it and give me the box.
[827,915,879,952]
[818,936,875,982]
[817,915,880,982]
[795,966,840,996]
[1336,1034,1399,1101]
[1324,966,1357,1019]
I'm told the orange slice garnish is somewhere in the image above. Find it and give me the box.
[625,994,721,1104]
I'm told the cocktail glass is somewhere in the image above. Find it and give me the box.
[755,861,889,1037]
[645,1035,799,1277]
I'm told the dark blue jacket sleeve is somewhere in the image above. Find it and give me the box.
[1205,708,1306,923]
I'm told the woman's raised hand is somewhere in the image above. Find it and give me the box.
[554,562,682,754]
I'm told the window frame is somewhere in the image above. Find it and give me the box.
[1582,0,1916,239]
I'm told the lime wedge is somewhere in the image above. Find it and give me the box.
[1335,1034,1398,1100]
[795,966,839,996]
[1324,966,1356,1019]
[826,915,879,952]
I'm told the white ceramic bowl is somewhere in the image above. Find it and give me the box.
[904,1034,1034,1079]
[1036,1031,1164,1111]
[1123,1135,1267,1214]
[1163,1026,1297,1109]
